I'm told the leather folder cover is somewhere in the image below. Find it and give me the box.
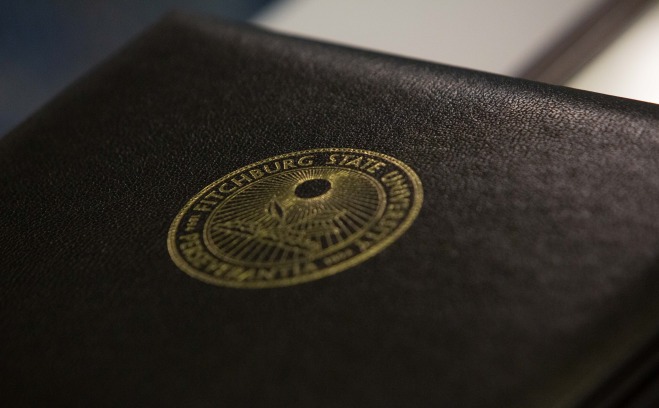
[1,13,659,408]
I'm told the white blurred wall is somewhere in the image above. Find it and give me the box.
[568,0,659,104]
[254,0,659,104]
[253,0,605,75]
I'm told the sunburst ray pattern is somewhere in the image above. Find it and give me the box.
[205,167,386,267]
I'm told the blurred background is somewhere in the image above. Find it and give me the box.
[2,0,658,136]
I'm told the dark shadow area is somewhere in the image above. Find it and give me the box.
[0,0,275,136]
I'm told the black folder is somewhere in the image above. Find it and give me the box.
[1,13,658,407]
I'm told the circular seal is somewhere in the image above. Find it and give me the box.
[168,148,422,288]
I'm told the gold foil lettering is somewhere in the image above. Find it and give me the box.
[168,148,422,289]
[282,159,297,169]
[249,169,264,180]
[263,162,281,174]
[297,155,315,166]
[231,173,252,187]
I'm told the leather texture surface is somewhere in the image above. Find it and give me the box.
[1,13,659,408]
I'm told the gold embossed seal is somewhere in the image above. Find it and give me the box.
[168,148,422,288]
